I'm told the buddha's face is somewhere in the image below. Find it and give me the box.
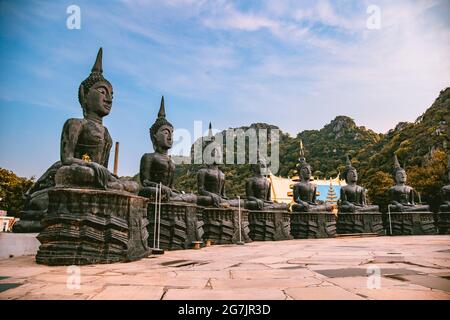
[85,81,113,117]
[153,124,173,150]
[346,169,358,183]
[395,170,407,184]
[300,165,311,180]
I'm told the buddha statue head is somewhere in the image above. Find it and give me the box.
[251,152,268,176]
[393,154,407,185]
[296,140,312,181]
[343,155,358,184]
[149,96,174,153]
[78,48,113,120]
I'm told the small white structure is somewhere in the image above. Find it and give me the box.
[0,216,16,232]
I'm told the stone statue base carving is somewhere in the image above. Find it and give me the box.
[384,212,436,235]
[337,212,384,235]
[248,210,292,241]
[35,188,150,265]
[435,213,450,235]
[147,202,204,250]
[290,212,336,239]
[201,207,251,244]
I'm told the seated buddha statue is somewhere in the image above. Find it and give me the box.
[291,143,332,213]
[389,155,430,212]
[196,123,232,208]
[13,48,138,232]
[439,155,450,213]
[338,155,379,213]
[245,156,287,211]
[53,48,138,192]
[138,96,196,203]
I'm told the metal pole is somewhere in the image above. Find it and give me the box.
[238,196,243,244]
[157,182,162,249]
[388,205,393,235]
[153,184,158,249]
[113,142,119,175]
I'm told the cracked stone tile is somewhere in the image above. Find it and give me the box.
[163,288,286,300]
[284,286,365,300]
[91,285,165,300]
[211,277,322,290]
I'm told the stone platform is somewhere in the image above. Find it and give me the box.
[290,212,337,239]
[385,212,436,235]
[437,213,450,235]
[201,207,251,244]
[147,202,204,250]
[1,235,449,300]
[35,188,150,265]
[337,212,384,235]
[248,210,292,241]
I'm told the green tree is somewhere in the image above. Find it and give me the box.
[407,150,447,212]
[364,171,393,212]
[0,168,34,214]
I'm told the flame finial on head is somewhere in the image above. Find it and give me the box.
[393,154,405,175]
[91,47,103,73]
[158,96,166,118]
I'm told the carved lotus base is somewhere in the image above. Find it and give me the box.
[35,188,150,265]
[147,202,204,250]
[385,212,436,235]
[248,210,292,241]
[290,212,337,239]
[437,212,450,235]
[337,212,384,235]
[201,207,251,244]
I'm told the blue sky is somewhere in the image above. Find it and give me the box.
[1,0,449,178]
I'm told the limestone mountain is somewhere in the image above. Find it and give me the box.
[171,88,449,209]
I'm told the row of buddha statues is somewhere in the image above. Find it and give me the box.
[14,48,450,233]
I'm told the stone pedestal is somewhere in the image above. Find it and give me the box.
[147,202,204,250]
[36,188,150,265]
[201,207,251,244]
[290,212,336,239]
[248,210,292,241]
[436,212,450,235]
[385,212,436,235]
[336,212,384,235]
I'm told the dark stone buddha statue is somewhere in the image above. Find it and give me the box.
[389,155,430,212]
[291,143,332,213]
[53,48,138,192]
[14,48,138,233]
[196,123,232,208]
[138,96,196,203]
[439,155,450,213]
[245,157,287,211]
[339,155,379,213]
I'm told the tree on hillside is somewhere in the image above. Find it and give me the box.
[407,150,447,212]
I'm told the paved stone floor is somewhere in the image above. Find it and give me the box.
[0,235,449,300]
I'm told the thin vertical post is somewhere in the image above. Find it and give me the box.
[157,182,162,249]
[153,184,158,249]
[113,142,119,175]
